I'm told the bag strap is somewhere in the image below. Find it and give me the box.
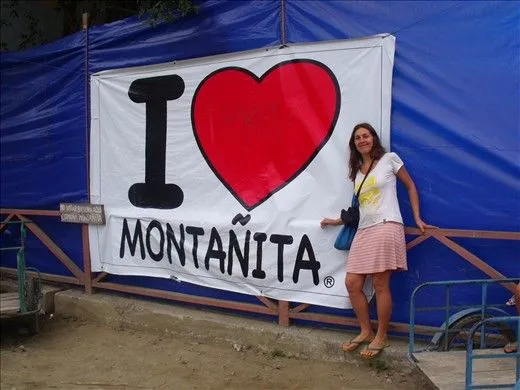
[355,159,375,198]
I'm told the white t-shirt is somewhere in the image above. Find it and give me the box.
[354,152,404,230]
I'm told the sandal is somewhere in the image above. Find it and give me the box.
[342,336,374,352]
[360,342,390,359]
[504,342,518,354]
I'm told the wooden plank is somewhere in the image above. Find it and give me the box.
[433,235,516,294]
[406,233,431,250]
[82,224,93,294]
[256,296,278,311]
[93,272,108,283]
[415,350,518,390]
[92,281,278,316]
[0,213,15,234]
[404,227,520,241]
[290,303,311,314]
[0,209,60,217]
[290,311,439,335]
[278,300,290,326]
[0,267,82,285]
[0,292,20,314]
[438,229,520,240]
[16,215,85,282]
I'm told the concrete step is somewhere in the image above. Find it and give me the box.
[53,288,418,369]
[414,350,519,390]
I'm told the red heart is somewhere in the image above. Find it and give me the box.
[191,59,340,210]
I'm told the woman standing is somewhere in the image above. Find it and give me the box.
[320,123,434,359]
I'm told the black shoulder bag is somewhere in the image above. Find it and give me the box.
[333,159,375,251]
[340,159,375,229]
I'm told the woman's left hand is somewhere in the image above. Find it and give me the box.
[414,216,437,234]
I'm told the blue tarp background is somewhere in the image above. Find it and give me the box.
[1,0,518,327]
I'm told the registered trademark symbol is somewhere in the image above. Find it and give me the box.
[324,276,335,288]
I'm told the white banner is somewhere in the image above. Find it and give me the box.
[89,34,395,309]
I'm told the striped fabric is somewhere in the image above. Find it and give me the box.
[346,221,407,274]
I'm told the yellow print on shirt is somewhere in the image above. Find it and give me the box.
[355,176,380,207]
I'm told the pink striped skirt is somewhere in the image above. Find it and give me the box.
[346,221,407,274]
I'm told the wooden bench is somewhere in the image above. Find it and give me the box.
[0,292,21,315]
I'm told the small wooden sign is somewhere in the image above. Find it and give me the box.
[60,203,106,225]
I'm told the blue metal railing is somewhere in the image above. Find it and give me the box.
[466,316,519,389]
[409,278,519,359]
[1,221,27,312]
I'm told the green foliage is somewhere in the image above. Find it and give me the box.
[138,0,199,25]
[270,349,289,358]
[0,0,198,52]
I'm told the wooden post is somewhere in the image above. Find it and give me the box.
[278,300,290,326]
[82,224,92,294]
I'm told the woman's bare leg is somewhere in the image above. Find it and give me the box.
[362,271,392,357]
[343,273,374,350]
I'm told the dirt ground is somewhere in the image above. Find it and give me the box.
[1,315,433,390]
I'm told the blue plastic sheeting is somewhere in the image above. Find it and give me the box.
[0,32,87,208]
[285,0,520,324]
[88,0,281,74]
[1,0,518,327]
[287,0,520,232]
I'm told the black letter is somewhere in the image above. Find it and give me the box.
[270,234,293,282]
[292,234,321,285]
[166,223,185,265]
[120,218,145,259]
[186,226,204,268]
[205,227,226,274]
[146,220,165,261]
[128,75,185,209]
[252,232,267,279]
[228,230,250,277]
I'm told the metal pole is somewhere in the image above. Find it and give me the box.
[280,0,286,46]
[82,12,93,295]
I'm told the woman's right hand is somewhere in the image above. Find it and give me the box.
[320,218,341,228]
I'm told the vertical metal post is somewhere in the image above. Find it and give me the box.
[516,318,520,383]
[17,222,27,312]
[82,12,93,295]
[465,324,474,390]
[479,283,488,348]
[280,0,286,46]
[409,287,416,356]
[444,285,450,351]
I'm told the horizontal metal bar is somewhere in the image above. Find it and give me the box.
[0,246,22,251]
[417,278,520,288]
[470,316,520,325]
[411,279,520,306]
[415,304,509,313]
[470,353,519,359]
[470,384,518,389]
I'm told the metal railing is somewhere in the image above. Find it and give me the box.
[0,221,28,312]
[409,278,519,359]
[466,316,519,389]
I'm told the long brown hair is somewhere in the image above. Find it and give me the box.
[348,123,386,181]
